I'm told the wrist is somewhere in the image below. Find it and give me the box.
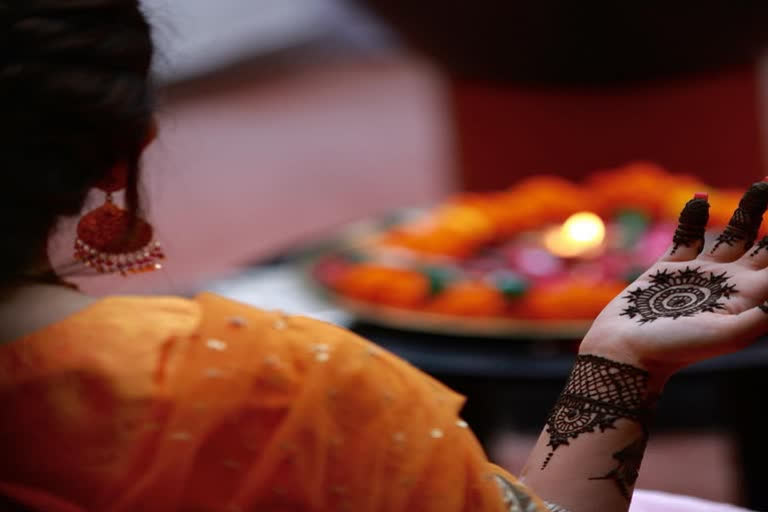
[577,340,672,394]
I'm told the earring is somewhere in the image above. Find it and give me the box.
[74,172,165,275]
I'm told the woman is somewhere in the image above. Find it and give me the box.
[1,2,767,511]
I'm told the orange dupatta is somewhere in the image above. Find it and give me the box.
[0,293,545,512]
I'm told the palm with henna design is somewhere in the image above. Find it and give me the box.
[581,180,768,382]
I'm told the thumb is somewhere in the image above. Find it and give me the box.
[726,304,768,346]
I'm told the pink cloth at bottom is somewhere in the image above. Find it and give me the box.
[631,490,753,512]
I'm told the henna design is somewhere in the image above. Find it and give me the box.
[712,182,768,252]
[542,355,652,469]
[590,437,647,502]
[671,197,709,255]
[749,236,768,257]
[621,267,736,323]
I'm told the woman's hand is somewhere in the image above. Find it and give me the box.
[522,185,768,511]
[581,181,768,386]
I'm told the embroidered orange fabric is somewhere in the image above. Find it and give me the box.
[0,293,545,511]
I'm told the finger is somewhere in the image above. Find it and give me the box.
[704,179,768,262]
[661,193,709,262]
[738,235,768,268]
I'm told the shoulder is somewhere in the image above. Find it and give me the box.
[192,292,461,402]
[193,291,389,361]
[191,290,389,357]
[0,295,202,407]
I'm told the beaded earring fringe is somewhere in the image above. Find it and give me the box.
[74,193,165,276]
[74,238,164,275]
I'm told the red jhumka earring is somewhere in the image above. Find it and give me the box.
[74,167,165,275]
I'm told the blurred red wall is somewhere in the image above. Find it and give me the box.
[454,66,764,190]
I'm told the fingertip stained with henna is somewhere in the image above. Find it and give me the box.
[712,182,768,252]
[671,194,709,255]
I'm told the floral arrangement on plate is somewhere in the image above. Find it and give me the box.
[311,163,749,337]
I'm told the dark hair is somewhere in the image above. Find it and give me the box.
[0,0,154,286]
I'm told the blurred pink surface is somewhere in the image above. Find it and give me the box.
[631,491,751,512]
[55,58,454,294]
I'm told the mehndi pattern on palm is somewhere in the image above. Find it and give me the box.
[621,268,737,323]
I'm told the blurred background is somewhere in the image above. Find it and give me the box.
[60,1,768,507]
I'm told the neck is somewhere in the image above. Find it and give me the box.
[0,282,93,344]
[2,264,79,294]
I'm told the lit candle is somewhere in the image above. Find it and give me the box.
[544,212,606,258]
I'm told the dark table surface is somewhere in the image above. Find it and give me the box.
[351,321,768,378]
